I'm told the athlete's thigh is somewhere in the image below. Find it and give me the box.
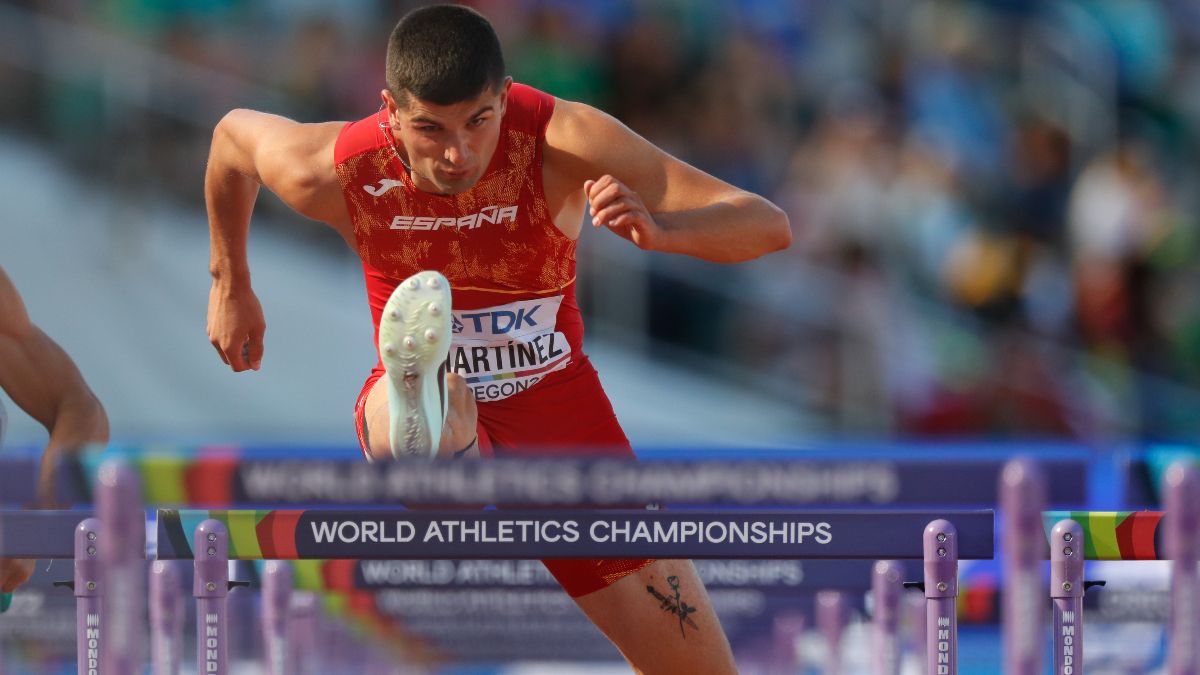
[480,357,634,456]
[570,559,737,675]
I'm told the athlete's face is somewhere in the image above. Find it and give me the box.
[382,78,511,195]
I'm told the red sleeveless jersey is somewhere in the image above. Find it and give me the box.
[333,84,583,402]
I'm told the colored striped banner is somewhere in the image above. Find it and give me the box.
[68,445,247,506]
[1042,511,1164,560]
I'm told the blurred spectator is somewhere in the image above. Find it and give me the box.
[508,5,608,106]
[1068,142,1168,350]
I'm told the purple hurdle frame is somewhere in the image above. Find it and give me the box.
[872,560,903,675]
[195,519,231,675]
[924,519,958,675]
[904,590,926,671]
[288,591,318,675]
[1001,458,1047,675]
[1050,519,1083,675]
[262,561,293,675]
[0,503,1009,670]
[97,461,145,674]
[73,518,102,675]
[150,560,183,675]
[1167,461,1200,675]
[816,589,848,675]
[771,611,805,674]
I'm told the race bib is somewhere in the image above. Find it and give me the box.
[450,296,572,402]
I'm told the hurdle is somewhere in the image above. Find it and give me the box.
[903,590,927,672]
[0,506,993,672]
[262,560,291,675]
[156,508,992,674]
[815,589,847,674]
[1049,518,1086,674]
[1000,458,1046,675]
[1167,462,1199,674]
[98,462,145,674]
[1001,457,1200,675]
[25,446,1090,668]
[871,560,903,675]
[194,520,229,674]
[51,449,1093,509]
[149,560,183,675]
[288,591,318,675]
[1037,508,1164,674]
[770,611,805,673]
[922,520,958,675]
[60,518,101,675]
[4,451,1196,672]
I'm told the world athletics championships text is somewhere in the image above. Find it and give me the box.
[310,519,834,546]
[239,461,900,504]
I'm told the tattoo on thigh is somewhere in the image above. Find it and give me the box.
[645,575,699,638]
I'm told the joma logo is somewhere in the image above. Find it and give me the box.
[363,179,405,196]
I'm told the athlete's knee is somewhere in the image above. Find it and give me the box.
[364,418,393,462]
[361,382,395,462]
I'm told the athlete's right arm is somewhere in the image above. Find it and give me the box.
[204,109,348,372]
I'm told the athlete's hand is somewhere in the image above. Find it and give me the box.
[0,558,34,594]
[436,373,480,459]
[207,280,265,372]
[585,175,662,250]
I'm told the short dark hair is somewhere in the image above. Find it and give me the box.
[385,5,506,107]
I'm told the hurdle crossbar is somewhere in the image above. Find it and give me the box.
[48,453,1091,507]
[153,509,996,560]
[6,509,1185,561]
[0,511,96,558]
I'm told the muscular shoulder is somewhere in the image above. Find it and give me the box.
[215,111,349,228]
[544,98,679,181]
[543,99,626,182]
[543,99,677,207]
[219,112,343,187]
[272,120,345,198]
[542,99,749,218]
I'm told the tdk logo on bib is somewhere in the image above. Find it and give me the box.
[460,306,540,334]
[450,296,571,402]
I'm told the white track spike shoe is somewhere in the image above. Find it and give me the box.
[378,271,451,459]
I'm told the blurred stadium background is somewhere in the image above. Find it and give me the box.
[5,0,1200,447]
[1,0,1200,673]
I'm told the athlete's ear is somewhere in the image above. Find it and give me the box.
[498,77,513,116]
[381,89,403,127]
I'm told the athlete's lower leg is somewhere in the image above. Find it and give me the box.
[364,371,479,461]
[569,559,737,675]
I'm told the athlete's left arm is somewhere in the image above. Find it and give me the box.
[544,99,791,263]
